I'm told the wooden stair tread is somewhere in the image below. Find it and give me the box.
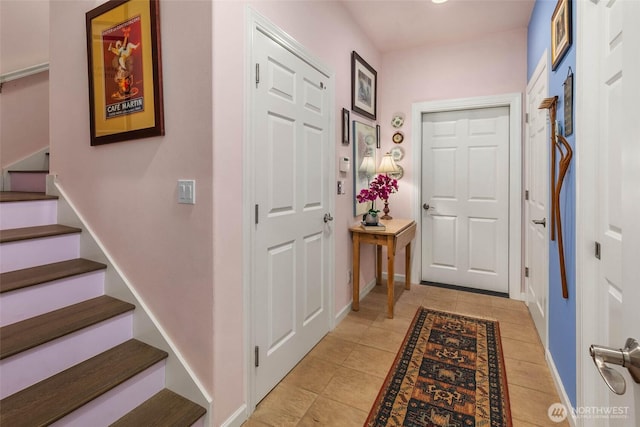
[110,389,206,427]
[0,192,58,202]
[0,258,107,294]
[0,224,81,243]
[0,339,168,427]
[0,295,134,359]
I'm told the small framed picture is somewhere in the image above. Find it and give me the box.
[351,51,377,120]
[551,0,571,70]
[376,124,381,149]
[342,108,350,145]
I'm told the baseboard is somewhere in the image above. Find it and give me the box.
[546,349,577,427]
[334,278,377,326]
[220,404,247,427]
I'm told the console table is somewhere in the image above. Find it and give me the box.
[349,219,417,319]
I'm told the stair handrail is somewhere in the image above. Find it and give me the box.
[0,62,49,92]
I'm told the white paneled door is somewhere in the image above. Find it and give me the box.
[525,53,549,347]
[252,28,332,404]
[421,107,509,293]
[579,0,640,424]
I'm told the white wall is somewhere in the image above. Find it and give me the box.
[49,0,214,400]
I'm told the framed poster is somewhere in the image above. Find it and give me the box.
[353,121,377,216]
[351,51,377,120]
[551,0,572,70]
[86,0,164,146]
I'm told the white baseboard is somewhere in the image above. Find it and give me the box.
[220,404,247,427]
[546,349,577,427]
[334,278,377,326]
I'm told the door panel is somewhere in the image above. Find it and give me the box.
[421,107,509,293]
[525,52,549,347]
[253,29,331,403]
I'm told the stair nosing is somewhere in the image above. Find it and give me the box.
[110,389,207,427]
[0,295,135,360]
[0,339,168,426]
[0,258,107,294]
[0,224,81,244]
[0,192,58,203]
[7,170,50,174]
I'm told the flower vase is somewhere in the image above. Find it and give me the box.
[363,213,379,225]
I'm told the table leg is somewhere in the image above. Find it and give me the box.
[405,242,411,290]
[376,246,382,285]
[352,233,360,311]
[387,240,395,319]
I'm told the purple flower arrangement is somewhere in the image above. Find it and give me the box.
[356,174,399,215]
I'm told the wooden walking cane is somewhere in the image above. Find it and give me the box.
[555,135,573,299]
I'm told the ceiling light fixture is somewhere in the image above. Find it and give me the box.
[432,0,449,4]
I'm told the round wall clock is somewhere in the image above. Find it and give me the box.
[392,131,404,144]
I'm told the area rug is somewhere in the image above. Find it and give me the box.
[365,308,512,427]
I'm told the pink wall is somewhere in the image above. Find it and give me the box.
[377,28,527,272]
[49,0,214,400]
[212,1,380,423]
[0,72,49,169]
[0,1,50,169]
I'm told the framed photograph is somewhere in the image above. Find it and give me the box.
[351,51,377,120]
[86,0,164,146]
[551,0,571,70]
[353,121,377,216]
[342,108,350,145]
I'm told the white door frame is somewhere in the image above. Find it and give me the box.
[242,7,336,418]
[411,93,522,299]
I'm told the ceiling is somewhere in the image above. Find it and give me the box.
[341,0,535,53]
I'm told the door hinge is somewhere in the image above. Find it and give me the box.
[525,267,529,278]
[255,346,260,367]
[525,113,529,123]
[255,63,260,87]
[255,204,259,225]
[595,241,601,260]
[525,190,529,201]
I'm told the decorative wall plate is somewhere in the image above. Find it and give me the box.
[391,113,405,128]
[390,146,405,161]
[392,131,404,144]
[389,164,404,180]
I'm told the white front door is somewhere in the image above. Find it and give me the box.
[578,0,640,424]
[421,107,510,293]
[525,52,549,347]
[251,27,332,403]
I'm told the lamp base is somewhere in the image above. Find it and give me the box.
[381,201,392,220]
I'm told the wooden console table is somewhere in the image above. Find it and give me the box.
[349,219,417,319]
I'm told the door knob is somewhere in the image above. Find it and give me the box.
[589,338,640,395]
[532,218,546,227]
[422,203,430,211]
[323,213,334,223]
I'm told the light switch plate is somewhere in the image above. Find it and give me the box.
[178,179,196,204]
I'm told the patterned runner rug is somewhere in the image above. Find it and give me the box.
[365,308,512,427]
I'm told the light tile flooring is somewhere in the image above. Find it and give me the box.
[243,283,569,427]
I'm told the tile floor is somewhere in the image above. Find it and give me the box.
[243,283,569,427]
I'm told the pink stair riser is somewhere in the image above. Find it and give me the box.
[50,361,165,427]
[0,234,80,273]
[0,271,105,327]
[0,200,57,230]
[8,172,47,193]
[0,313,133,399]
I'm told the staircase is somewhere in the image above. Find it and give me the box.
[0,191,206,426]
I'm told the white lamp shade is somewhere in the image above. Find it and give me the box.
[377,153,398,173]
[359,156,376,176]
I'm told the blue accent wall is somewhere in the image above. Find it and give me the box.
[527,0,577,408]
